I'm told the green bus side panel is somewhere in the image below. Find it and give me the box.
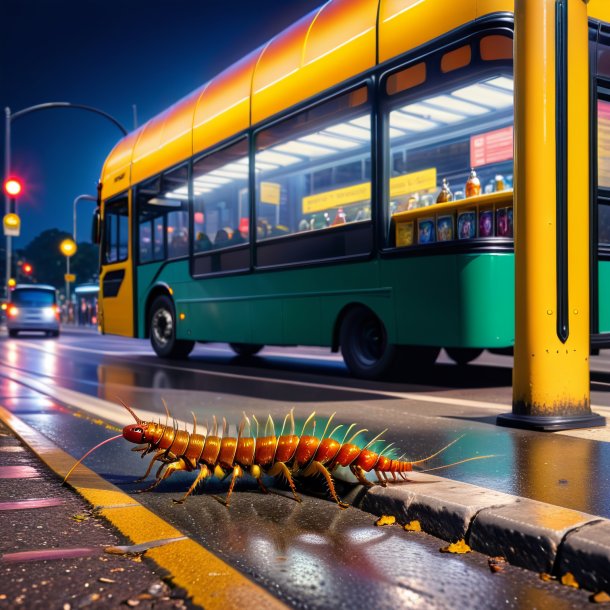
[381,252,514,348]
[598,261,610,333]
[137,252,514,349]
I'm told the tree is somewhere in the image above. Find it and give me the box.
[17,229,99,289]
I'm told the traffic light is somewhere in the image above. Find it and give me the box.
[3,177,23,199]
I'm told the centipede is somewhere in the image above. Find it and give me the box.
[64,400,490,508]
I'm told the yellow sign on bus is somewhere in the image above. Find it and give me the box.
[260,182,281,205]
[303,182,371,214]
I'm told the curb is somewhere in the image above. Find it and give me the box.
[345,473,610,593]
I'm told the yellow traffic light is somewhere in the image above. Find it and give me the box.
[59,238,77,257]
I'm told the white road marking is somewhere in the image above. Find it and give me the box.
[3,338,609,444]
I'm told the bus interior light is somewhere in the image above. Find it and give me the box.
[147,197,183,207]
[425,95,490,116]
[299,133,359,150]
[324,123,370,141]
[194,175,230,185]
[390,111,438,132]
[210,169,250,179]
[401,102,463,123]
[256,150,301,166]
[273,141,334,158]
[349,116,372,129]
[486,76,514,91]
[452,83,513,108]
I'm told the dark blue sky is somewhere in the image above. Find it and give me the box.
[1,0,323,247]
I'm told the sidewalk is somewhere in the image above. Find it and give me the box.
[0,418,193,609]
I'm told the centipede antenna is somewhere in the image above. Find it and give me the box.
[237,415,246,440]
[63,434,123,483]
[265,414,275,438]
[361,429,387,452]
[341,423,357,445]
[116,397,141,424]
[204,419,210,436]
[222,417,228,438]
[252,414,260,439]
[320,413,336,440]
[289,408,295,436]
[328,424,343,439]
[172,418,179,432]
[161,398,172,422]
[418,454,496,473]
[301,411,316,436]
[410,435,466,466]
[346,428,368,445]
[191,412,197,436]
[377,442,395,459]
[279,413,289,438]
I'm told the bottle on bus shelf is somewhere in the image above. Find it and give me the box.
[465,168,481,198]
[331,207,347,226]
[495,175,505,191]
[436,178,453,204]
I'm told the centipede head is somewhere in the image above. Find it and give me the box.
[122,423,150,444]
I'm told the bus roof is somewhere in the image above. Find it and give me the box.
[100,0,515,199]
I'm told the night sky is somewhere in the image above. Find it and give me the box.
[1,0,323,247]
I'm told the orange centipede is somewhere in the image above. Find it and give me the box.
[64,400,490,508]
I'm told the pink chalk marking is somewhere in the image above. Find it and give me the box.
[0,498,64,511]
[1,547,101,563]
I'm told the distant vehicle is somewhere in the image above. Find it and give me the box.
[6,284,60,338]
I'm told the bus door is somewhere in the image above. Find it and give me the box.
[99,192,134,336]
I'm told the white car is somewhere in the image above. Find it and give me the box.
[6,284,60,338]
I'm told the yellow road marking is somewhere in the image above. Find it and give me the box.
[0,405,288,610]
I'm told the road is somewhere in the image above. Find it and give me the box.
[1,326,605,609]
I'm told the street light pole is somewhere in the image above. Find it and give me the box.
[73,194,97,243]
[3,102,128,298]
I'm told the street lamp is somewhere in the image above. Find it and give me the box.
[73,194,97,242]
[4,103,128,298]
[60,238,77,320]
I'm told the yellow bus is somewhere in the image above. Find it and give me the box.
[94,0,610,379]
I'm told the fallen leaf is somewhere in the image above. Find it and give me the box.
[590,591,610,604]
[539,573,554,582]
[375,515,396,527]
[404,520,422,532]
[561,572,579,589]
[71,514,88,522]
[440,539,472,554]
[488,556,507,573]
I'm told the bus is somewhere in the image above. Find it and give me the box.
[94,0,610,379]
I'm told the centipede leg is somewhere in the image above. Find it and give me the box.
[303,461,349,509]
[223,465,243,508]
[133,449,166,483]
[173,463,210,504]
[267,461,302,503]
[350,465,374,488]
[374,470,388,487]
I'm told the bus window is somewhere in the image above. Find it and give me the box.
[136,166,189,263]
[192,139,249,253]
[255,86,372,241]
[385,54,514,244]
[103,194,129,264]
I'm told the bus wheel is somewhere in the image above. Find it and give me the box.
[229,343,263,357]
[446,348,483,366]
[149,295,195,359]
[340,307,395,379]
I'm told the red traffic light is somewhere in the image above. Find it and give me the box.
[22,263,32,275]
[3,177,23,198]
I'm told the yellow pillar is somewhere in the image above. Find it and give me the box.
[498,0,605,431]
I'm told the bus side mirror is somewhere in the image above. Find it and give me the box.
[91,208,101,244]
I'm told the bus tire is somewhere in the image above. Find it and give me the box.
[340,307,395,379]
[229,343,263,357]
[149,295,195,359]
[446,347,483,366]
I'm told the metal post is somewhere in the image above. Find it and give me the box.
[73,194,97,242]
[498,0,604,431]
[66,255,70,313]
[4,107,11,299]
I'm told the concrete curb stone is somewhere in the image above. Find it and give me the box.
[469,500,594,573]
[556,519,610,592]
[353,472,610,591]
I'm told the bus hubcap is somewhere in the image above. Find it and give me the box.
[152,308,173,347]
